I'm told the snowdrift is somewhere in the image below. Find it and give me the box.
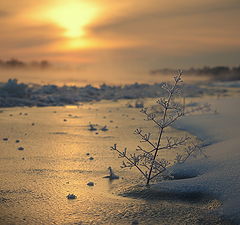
[152,97,240,223]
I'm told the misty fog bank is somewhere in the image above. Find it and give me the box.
[1,58,238,86]
[0,66,210,87]
[151,66,240,81]
[0,58,212,86]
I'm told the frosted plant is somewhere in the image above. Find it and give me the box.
[111,71,204,186]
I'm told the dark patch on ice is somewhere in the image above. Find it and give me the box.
[170,170,199,180]
[119,185,216,204]
[172,174,197,180]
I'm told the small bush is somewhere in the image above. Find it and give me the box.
[111,72,204,186]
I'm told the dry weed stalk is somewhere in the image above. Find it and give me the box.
[111,72,203,186]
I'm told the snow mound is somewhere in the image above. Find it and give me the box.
[152,97,240,223]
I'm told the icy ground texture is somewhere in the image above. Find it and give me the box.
[1,99,227,225]
[152,97,240,223]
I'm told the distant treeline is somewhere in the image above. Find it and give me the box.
[150,66,240,81]
[0,58,51,69]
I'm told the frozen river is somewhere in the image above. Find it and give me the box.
[0,99,233,225]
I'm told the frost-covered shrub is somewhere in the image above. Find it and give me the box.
[111,72,204,186]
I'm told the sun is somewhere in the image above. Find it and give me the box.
[45,1,98,38]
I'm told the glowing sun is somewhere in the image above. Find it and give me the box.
[45,1,98,38]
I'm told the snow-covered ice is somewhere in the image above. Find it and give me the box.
[152,97,240,223]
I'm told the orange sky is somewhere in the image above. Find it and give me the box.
[0,0,240,80]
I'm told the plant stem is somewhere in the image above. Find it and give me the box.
[146,78,180,185]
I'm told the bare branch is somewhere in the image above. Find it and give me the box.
[135,130,156,149]
[159,136,191,150]
[110,71,206,186]
[175,143,205,164]
[111,144,148,178]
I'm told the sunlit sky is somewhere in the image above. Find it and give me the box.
[0,0,240,84]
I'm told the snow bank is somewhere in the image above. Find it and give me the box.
[0,79,225,107]
[152,97,240,223]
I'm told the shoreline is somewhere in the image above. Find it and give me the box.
[0,79,232,108]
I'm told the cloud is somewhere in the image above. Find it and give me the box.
[84,0,240,57]
[88,0,240,33]
[0,24,65,49]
